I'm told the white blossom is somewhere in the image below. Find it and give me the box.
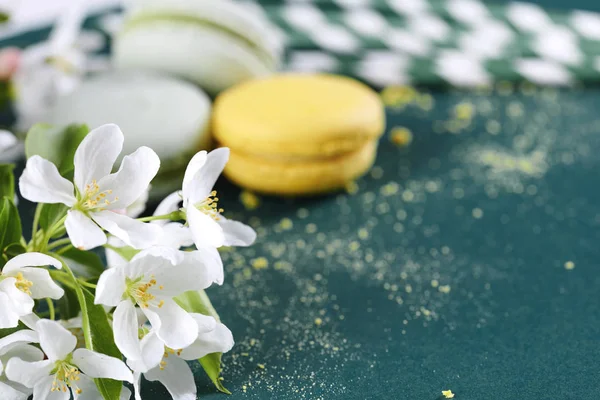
[5,319,133,399]
[94,247,222,361]
[19,123,162,250]
[0,253,64,329]
[128,313,234,400]
[0,329,43,400]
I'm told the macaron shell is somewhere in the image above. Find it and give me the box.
[114,21,273,94]
[46,71,211,161]
[223,140,378,195]
[125,0,283,63]
[212,74,385,157]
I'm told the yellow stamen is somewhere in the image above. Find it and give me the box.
[80,180,117,211]
[14,272,33,295]
[125,275,163,309]
[51,361,82,395]
[195,190,224,220]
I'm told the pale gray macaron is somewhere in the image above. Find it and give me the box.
[46,71,211,198]
[113,0,283,94]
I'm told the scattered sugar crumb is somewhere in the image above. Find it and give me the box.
[390,127,413,147]
[345,181,359,194]
[314,318,323,326]
[239,190,260,210]
[454,102,474,120]
[442,389,455,398]
[278,218,293,231]
[438,285,451,294]
[564,261,575,270]
[381,181,400,196]
[370,166,384,179]
[251,257,269,270]
[472,208,484,219]
[257,363,265,370]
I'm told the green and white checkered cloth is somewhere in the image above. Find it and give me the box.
[96,0,600,87]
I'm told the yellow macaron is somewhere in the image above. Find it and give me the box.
[213,74,385,195]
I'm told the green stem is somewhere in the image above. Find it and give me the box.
[77,279,97,289]
[52,254,93,350]
[46,298,55,320]
[30,204,43,249]
[137,211,182,222]
[55,244,73,255]
[47,238,72,251]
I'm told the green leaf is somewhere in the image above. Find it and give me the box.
[104,244,139,262]
[0,323,27,339]
[0,197,22,264]
[24,123,89,176]
[39,203,69,237]
[175,290,231,394]
[3,242,25,258]
[80,287,123,400]
[57,284,80,320]
[61,248,105,280]
[200,353,231,395]
[0,164,15,200]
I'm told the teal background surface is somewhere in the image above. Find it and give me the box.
[3,1,600,399]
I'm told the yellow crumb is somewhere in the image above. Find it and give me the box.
[239,190,260,210]
[380,182,400,196]
[314,317,323,326]
[251,257,269,270]
[390,127,413,147]
[454,102,474,120]
[257,363,265,370]
[278,217,293,230]
[348,241,360,251]
[442,389,455,398]
[358,228,370,240]
[472,208,483,219]
[438,285,451,294]
[381,85,417,107]
[430,279,439,288]
[345,181,359,195]
[416,93,434,111]
[564,261,575,270]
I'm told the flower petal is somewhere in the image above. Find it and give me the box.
[0,278,34,316]
[150,250,219,295]
[186,205,224,248]
[190,313,217,333]
[131,246,182,267]
[126,185,150,218]
[95,267,125,307]
[2,344,44,364]
[73,348,133,382]
[132,371,143,400]
[72,374,102,400]
[3,252,62,273]
[19,313,39,330]
[19,155,75,205]
[154,192,183,220]
[143,299,197,350]
[73,123,123,193]
[219,217,257,247]
[65,210,107,250]
[32,375,69,400]
[0,292,20,329]
[105,236,128,268]
[113,300,141,361]
[0,330,39,354]
[181,151,207,202]
[127,332,163,374]
[5,358,53,388]
[0,380,31,400]
[179,322,234,361]
[36,319,76,361]
[19,268,64,299]
[144,356,196,400]
[96,146,160,210]
[185,148,229,204]
[188,247,224,286]
[120,386,132,400]
[159,223,193,249]
[92,211,161,250]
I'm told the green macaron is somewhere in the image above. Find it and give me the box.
[45,71,212,198]
[113,0,282,94]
